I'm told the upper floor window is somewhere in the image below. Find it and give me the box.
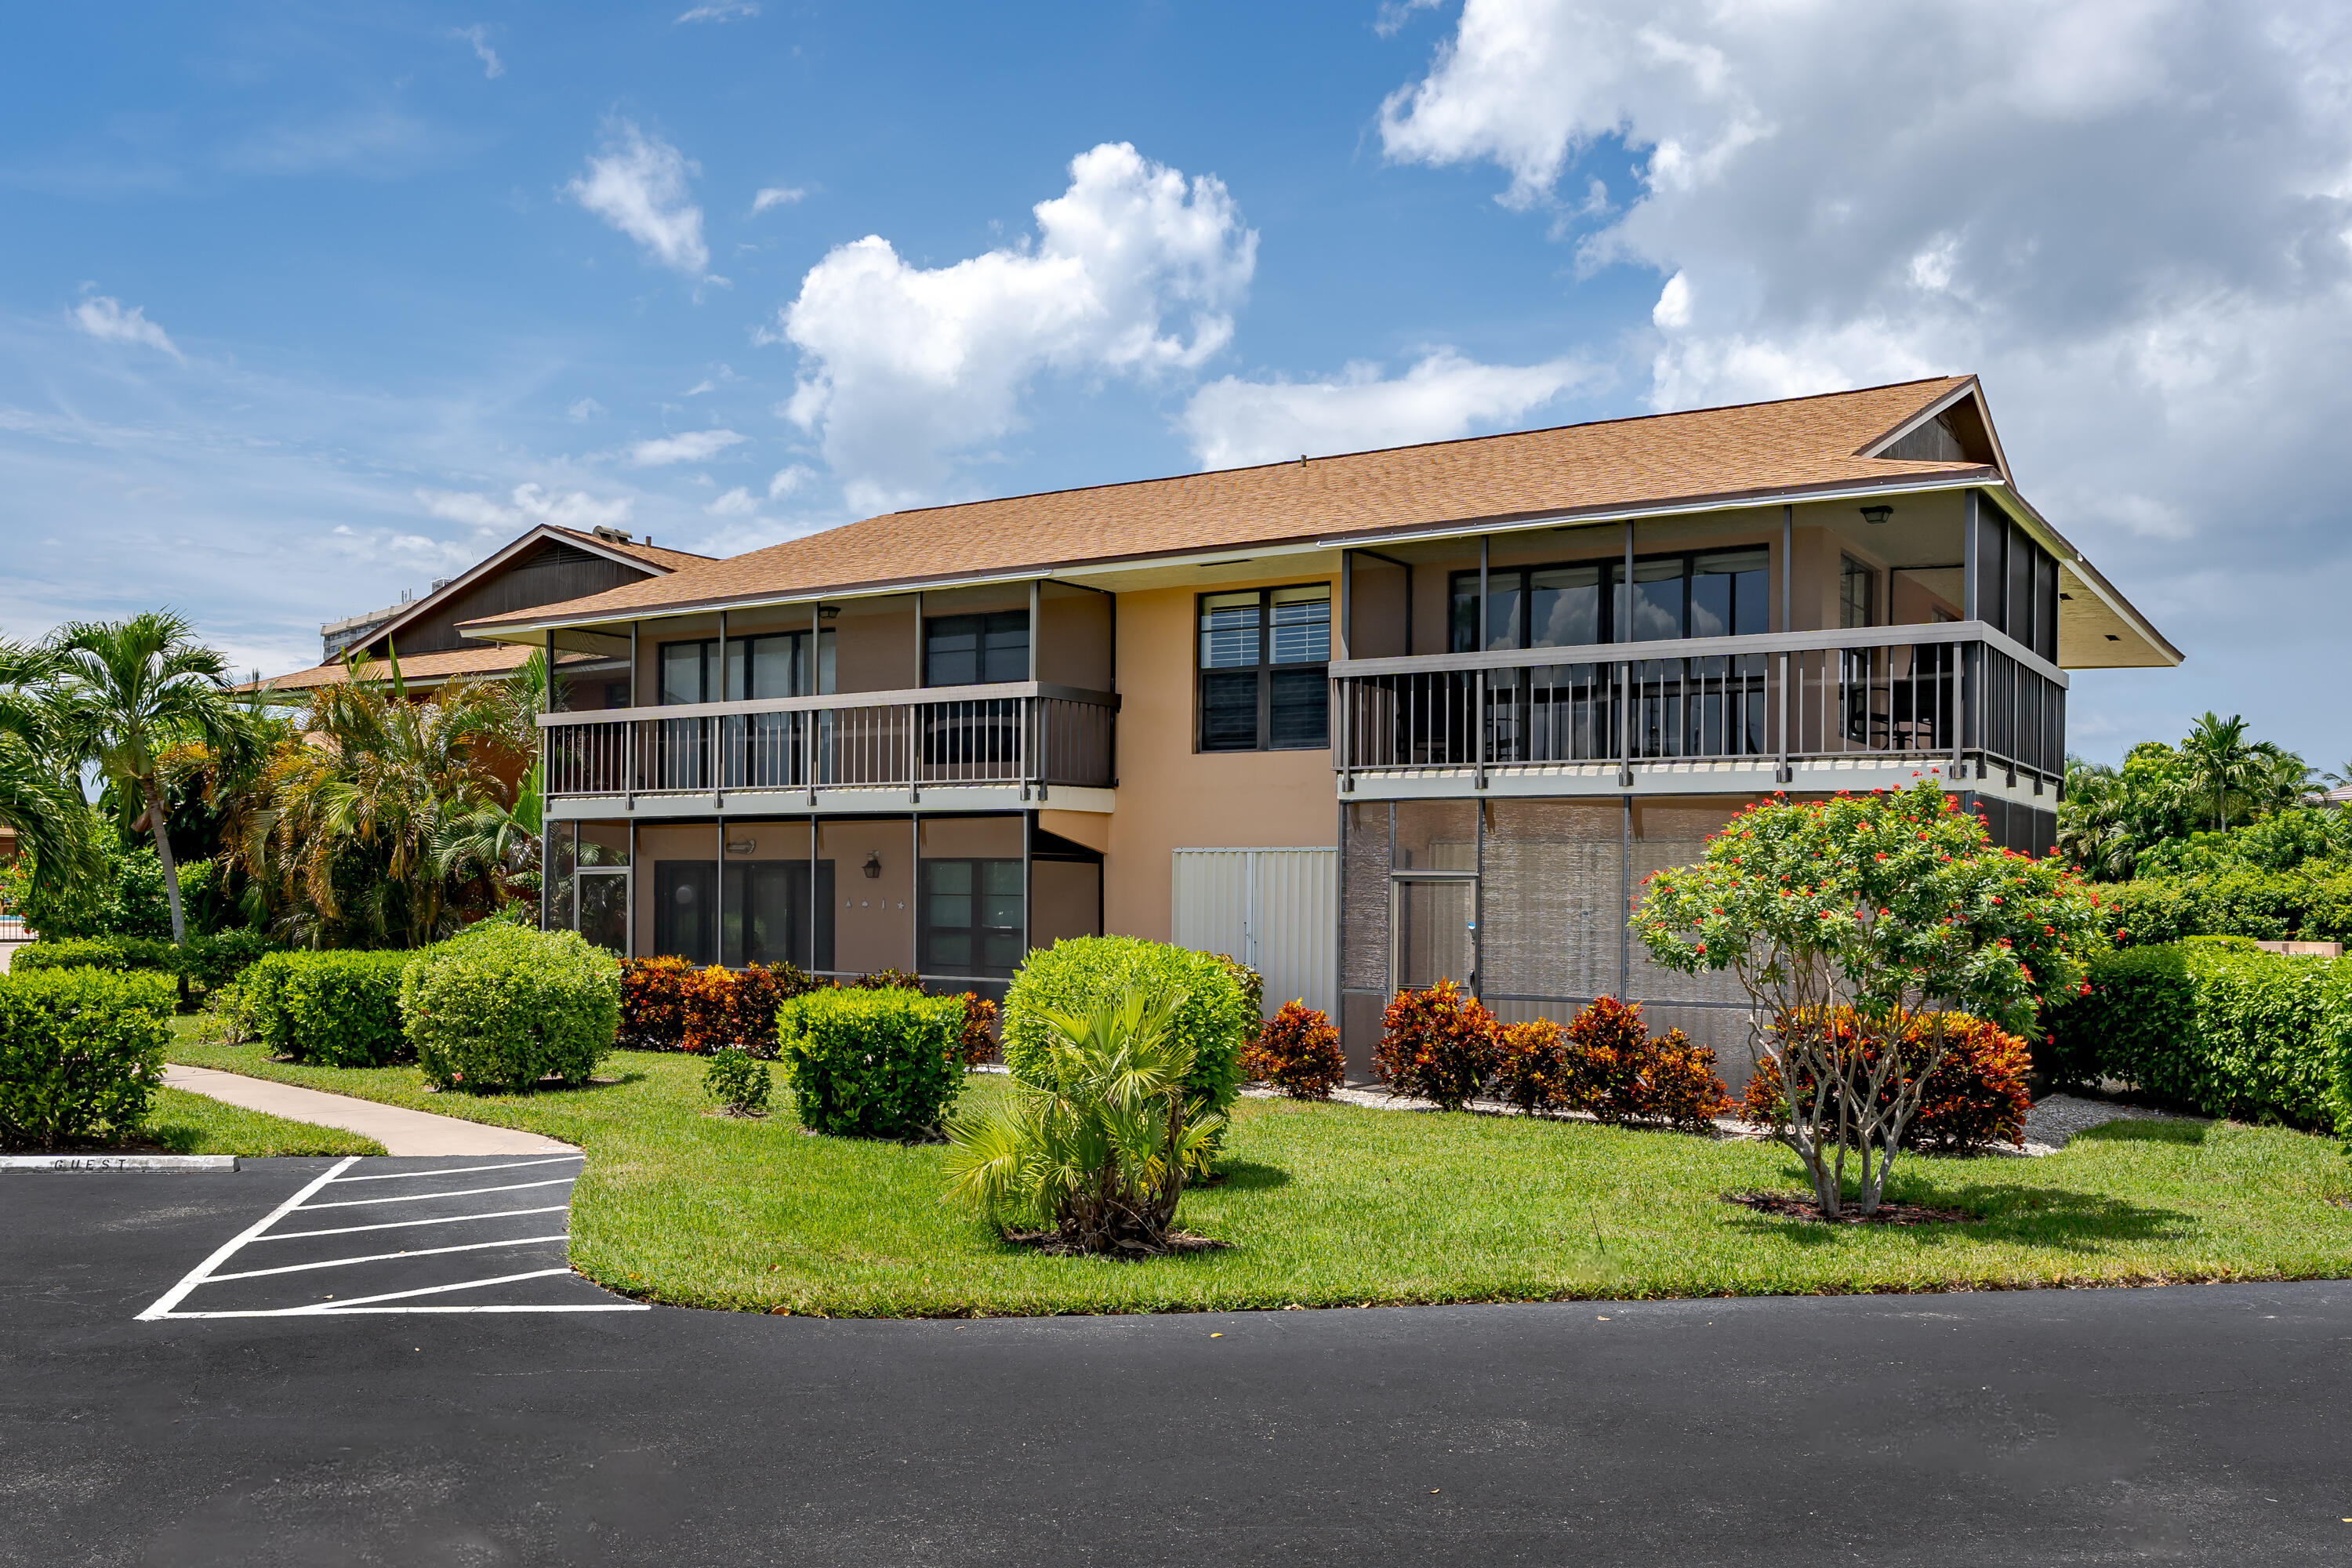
[924,611,1029,687]
[1839,554,1877,630]
[1450,549,1769,651]
[657,631,832,705]
[1199,584,1330,752]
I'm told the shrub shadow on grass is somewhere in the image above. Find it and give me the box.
[1204,1160,1291,1192]
[1721,1159,2194,1253]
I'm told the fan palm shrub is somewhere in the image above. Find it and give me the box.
[944,988,1225,1256]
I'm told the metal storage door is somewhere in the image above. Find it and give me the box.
[1171,847,1337,1018]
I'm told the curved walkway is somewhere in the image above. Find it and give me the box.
[161,1064,574,1156]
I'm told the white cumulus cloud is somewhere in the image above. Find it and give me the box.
[1378,0,2352,755]
[677,2,759,19]
[768,463,815,499]
[626,429,744,466]
[751,186,804,214]
[764,141,1257,513]
[1182,350,1592,469]
[565,120,709,276]
[74,292,180,358]
[414,483,633,534]
[705,486,758,516]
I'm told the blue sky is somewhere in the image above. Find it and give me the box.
[5,2,2350,768]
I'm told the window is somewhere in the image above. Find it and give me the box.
[1450,550,1769,650]
[1197,584,1330,752]
[1839,554,1877,630]
[922,858,1025,976]
[924,611,1029,686]
[656,632,832,704]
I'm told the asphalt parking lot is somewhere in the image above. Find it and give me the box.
[7,1159,2352,1566]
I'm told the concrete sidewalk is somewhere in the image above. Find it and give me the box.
[162,1064,575,1156]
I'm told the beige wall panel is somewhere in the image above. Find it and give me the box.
[831,596,918,694]
[1031,858,1102,949]
[818,817,915,975]
[1104,580,1338,944]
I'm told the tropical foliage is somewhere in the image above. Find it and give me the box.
[944,987,1225,1255]
[1636,782,2103,1217]
[2060,713,2317,882]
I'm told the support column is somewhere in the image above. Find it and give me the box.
[716,818,726,968]
[1777,503,1793,784]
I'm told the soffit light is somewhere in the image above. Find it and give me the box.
[1860,504,1894,525]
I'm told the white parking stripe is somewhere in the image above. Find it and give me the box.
[294,1266,579,1312]
[136,1156,361,1321]
[205,1235,571,1283]
[295,1176,576,1210]
[256,1205,572,1241]
[167,1301,649,1318]
[327,1155,584,1183]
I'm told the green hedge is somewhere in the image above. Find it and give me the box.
[0,969,173,1147]
[401,927,620,1094]
[11,930,281,996]
[776,987,965,1138]
[2043,938,2352,1132]
[2103,869,2352,947]
[1000,936,1250,1118]
[243,949,417,1067]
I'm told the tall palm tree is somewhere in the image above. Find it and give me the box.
[2180,711,2267,832]
[0,639,97,900]
[46,612,238,943]
[2056,757,2138,880]
[242,652,508,947]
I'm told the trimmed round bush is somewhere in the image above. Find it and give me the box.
[618,955,693,1050]
[401,927,621,1094]
[0,968,173,1148]
[1001,936,1251,1116]
[243,949,416,1066]
[777,987,966,1138]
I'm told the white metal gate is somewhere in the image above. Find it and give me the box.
[1171,847,1337,1018]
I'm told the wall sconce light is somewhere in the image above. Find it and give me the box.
[1860,504,1893,525]
[862,851,882,879]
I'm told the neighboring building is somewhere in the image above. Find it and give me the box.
[258,524,713,701]
[457,377,2177,1076]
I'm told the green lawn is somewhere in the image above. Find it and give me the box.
[145,1084,386,1156]
[165,1028,2352,1316]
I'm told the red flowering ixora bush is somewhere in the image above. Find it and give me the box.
[1636,780,2102,1217]
[1373,980,1500,1111]
[1243,1000,1345,1098]
[1742,1008,2033,1154]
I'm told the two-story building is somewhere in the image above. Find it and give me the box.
[456,376,2176,1076]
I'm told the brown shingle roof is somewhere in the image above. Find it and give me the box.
[463,376,1989,632]
[248,643,606,694]
[544,527,714,572]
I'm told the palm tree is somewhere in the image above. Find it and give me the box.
[252,653,509,947]
[0,639,97,901]
[45,612,239,943]
[2056,757,2138,880]
[2180,711,2264,832]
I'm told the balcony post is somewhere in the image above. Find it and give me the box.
[1776,651,1791,784]
[910,591,923,805]
[713,608,727,810]
[1338,551,1353,794]
[1957,492,1978,782]
[1777,504,1792,783]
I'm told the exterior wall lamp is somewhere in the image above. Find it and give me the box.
[1860,504,1894,525]
[862,851,882,879]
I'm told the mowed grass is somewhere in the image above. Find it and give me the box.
[145,1084,386,1156]
[166,1028,2352,1316]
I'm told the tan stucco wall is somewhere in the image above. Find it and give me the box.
[1102,578,1339,944]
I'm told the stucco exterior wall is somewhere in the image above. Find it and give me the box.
[1102,578,1340,944]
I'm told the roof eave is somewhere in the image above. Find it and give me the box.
[456,466,2002,641]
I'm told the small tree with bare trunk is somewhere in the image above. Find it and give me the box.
[1635,782,2101,1217]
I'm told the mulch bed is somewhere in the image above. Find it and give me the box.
[1723,1190,1976,1226]
[999,1228,1233,1258]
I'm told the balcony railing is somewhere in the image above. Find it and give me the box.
[1332,621,2063,789]
[540,681,1117,801]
